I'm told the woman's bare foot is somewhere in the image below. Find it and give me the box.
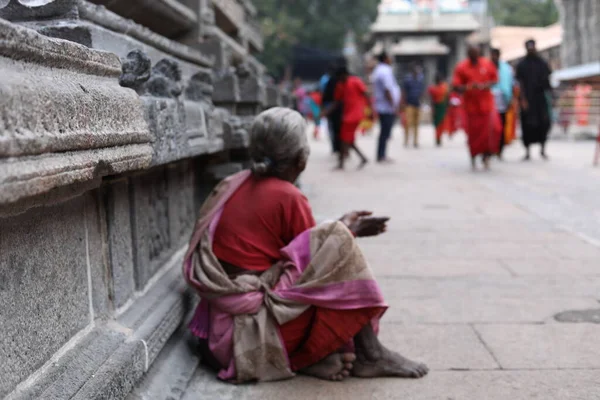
[353,348,429,378]
[300,353,356,381]
[353,324,428,379]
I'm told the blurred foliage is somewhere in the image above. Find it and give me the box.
[489,0,559,27]
[254,0,380,76]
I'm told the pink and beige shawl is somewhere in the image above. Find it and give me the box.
[183,171,387,382]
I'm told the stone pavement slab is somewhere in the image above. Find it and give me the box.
[183,369,600,400]
[377,323,499,370]
[475,324,600,369]
[501,258,600,276]
[381,296,598,324]
[374,275,600,298]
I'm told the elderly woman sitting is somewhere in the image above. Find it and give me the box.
[183,107,428,382]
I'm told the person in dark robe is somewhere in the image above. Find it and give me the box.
[516,39,553,160]
[322,62,344,154]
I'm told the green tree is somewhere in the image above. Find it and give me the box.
[489,0,558,27]
[254,0,380,76]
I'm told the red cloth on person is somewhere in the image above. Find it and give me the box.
[334,76,368,144]
[463,112,502,157]
[280,307,384,371]
[212,176,315,272]
[210,174,384,373]
[339,121,361,144]
[452,57,498,114]
[335,76,367,124]
[453,57,501,156]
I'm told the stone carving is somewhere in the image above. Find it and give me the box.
[185,71,214,102]
[0,0,78,21]
[234,60,252,79]
[234,60,266,108]
[119,49,152,90]
[147,58,182,98]
[119,51,182,98]
[183,100,209,151]
[212,70,240,106]
[218,109,249,149]
[265,84,281,109]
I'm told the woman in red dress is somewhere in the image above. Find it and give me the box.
[326,66,371,170]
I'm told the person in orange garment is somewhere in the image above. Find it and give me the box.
[452,44,501,170]
[428,72,451,147]
[325,65,370,170]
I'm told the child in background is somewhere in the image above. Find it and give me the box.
[307,90,322,140]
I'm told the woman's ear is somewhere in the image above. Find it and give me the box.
[297,155,307,172]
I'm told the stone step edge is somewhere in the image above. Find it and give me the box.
[126,327,202,400]
[9,264,193,400]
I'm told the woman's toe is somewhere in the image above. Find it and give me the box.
[344,362,354,370]
[341,353,356,362]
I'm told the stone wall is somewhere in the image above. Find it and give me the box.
[0,1,287,398]
[555,0,600,68]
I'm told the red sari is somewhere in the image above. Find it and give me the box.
[453,57,502,156]
[335,76,367,144]
[211,175,382,371]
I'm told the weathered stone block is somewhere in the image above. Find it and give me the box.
[78,1,213,68]
[85,191,112,316]
[266,84,281,109]
[130,167,172,290]
[212,72,240,105]
[206,106,226,145]
[88,0,197,39]
[103,179,136,309]
[238,73,266,105]
[142,97,187,166]
[0,196,95,398]
[167,161,196,249]
[194,36,231,71]
[0,19,152,211]
[183,100,210,154]
[0,0,78,21]
[220,112,249,149]
[0,19,149,158]
[280,91,292,108]
[12,327,126,400]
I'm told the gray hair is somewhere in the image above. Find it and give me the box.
[249,107,309,177]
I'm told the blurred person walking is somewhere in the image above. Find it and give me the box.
[516,39,553,160]
[452,44,501,170]
[293,78,309,117]
[322,63,343,155]
[401,63,425,148]
[490,48,514,159]
[427,72,450,147]
[325,66,370,170]
[371,52,400,162]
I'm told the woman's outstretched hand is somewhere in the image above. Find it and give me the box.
[340,211,390,237]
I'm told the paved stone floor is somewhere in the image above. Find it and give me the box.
[183,126,600,399]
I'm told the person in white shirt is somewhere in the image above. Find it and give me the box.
[371,52,400,162]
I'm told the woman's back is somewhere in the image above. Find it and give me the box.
[212,176,315,272]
